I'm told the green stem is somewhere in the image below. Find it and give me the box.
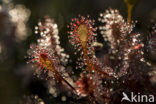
[127,5,133,24]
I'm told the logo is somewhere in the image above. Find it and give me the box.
[121,92,154,103]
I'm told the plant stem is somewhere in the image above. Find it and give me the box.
[127,5,133,24]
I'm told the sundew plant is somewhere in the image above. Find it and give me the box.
[0,0,156,104]
[26,0,156,104]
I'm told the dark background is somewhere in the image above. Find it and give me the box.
[0,0,156,104]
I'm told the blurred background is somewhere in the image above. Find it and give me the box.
[0,0,156,104]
